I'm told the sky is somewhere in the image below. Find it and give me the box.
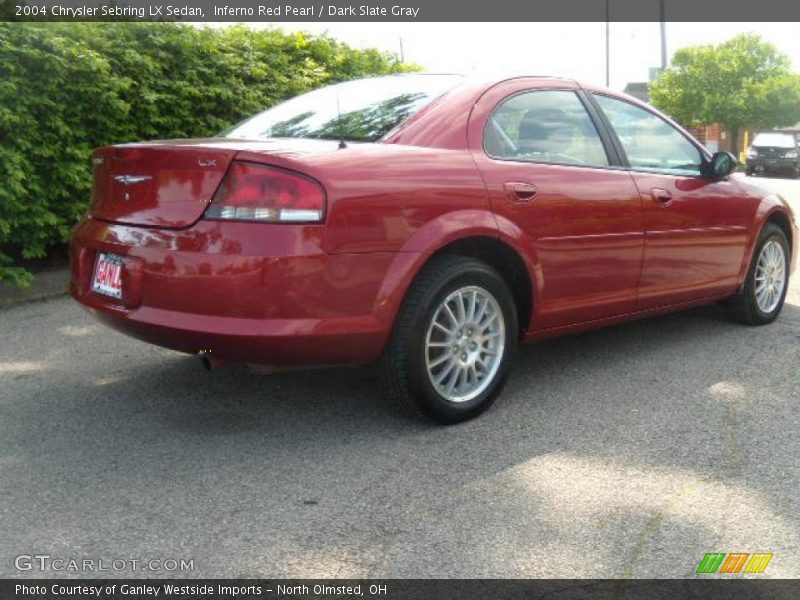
[211,22,800,91]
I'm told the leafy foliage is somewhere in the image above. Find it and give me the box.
[0,22,416,284]
[650,34,800,150]
[0,1,18,21]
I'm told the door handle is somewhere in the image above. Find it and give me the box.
[504,181,538,202]
[651,187,673,203]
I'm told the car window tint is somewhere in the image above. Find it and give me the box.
[222,74,463,143]
[485,90,609,167]
[593,94,703,176]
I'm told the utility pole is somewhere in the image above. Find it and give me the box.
[605,0,610,87]
[399,36,405,63]
[659,0,667,69]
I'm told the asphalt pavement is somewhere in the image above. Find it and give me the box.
[1,176,799,579]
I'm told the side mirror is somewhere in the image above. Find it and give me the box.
[705,151,738,179]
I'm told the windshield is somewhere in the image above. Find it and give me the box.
[223,74,463,143]
[752,132,796,148]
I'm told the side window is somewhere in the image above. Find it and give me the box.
[593,94,703,176]
[485,90,609,167]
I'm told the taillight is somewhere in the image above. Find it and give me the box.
[205,161,326,223]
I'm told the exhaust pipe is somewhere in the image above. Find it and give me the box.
[199,351,224,371]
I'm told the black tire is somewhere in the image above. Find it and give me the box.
[382,255,518,424]
[745,167,754,176]
[725,223,790,325]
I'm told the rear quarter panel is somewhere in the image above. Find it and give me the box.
[234,142,507,335]
[234,144,492,255]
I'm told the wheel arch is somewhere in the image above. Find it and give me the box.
[736,200,796,290]
[429,236,533,333]
[372,213,536,342]
[765,210,794,259]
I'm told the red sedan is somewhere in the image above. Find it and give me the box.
[70,74,797,423]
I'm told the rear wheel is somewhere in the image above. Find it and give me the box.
[382,255,518,424]
[745,167,754,176]
[726,223,789,325]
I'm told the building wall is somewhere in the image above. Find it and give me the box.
[685,123,757,161]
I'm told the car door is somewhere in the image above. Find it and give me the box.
[469,80,644,330]
[590,93,753,309]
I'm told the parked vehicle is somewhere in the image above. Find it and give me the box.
[71,74,797,423]
[745,132,800,178]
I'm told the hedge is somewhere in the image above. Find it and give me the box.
[0,23,416,285]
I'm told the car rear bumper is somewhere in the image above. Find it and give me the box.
[70,218,399,366]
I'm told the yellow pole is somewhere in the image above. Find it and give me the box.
[740,130,749,163]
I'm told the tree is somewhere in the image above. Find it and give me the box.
[650,33,800,154]
[0,0,20,20]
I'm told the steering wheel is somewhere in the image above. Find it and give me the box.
[489,118,517,156]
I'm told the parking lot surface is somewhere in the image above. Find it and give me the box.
[1,177,799,579]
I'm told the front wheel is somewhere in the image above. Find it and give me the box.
[382,255,518,424]
[725,223,790,325]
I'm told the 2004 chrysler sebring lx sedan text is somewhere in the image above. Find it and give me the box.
[71,74,798,423]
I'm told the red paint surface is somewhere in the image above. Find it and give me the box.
[71,76,797,366]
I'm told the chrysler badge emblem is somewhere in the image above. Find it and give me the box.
[114,175,153,185]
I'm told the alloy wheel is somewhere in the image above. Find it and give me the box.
[754,239,786,314]
[424,285,506,403]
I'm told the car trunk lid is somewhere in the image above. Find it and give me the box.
[89,139,349,228]
[90,142,239,228]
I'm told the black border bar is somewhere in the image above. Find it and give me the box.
[3,579,800,600]
[3,0,800,22]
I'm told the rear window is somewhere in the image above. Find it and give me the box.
[752,132,796,148]
[223,74,463,143]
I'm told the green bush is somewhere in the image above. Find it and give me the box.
[0,22,416,285]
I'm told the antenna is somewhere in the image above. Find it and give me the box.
[659,0,668,69]
[605,0,610,87]
[336,89,347,150]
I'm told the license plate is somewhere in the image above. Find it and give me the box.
[91,253,124,299]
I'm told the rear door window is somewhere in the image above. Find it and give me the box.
[485,90,610,168]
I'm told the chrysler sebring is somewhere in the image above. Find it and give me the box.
[70,74,797,423]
